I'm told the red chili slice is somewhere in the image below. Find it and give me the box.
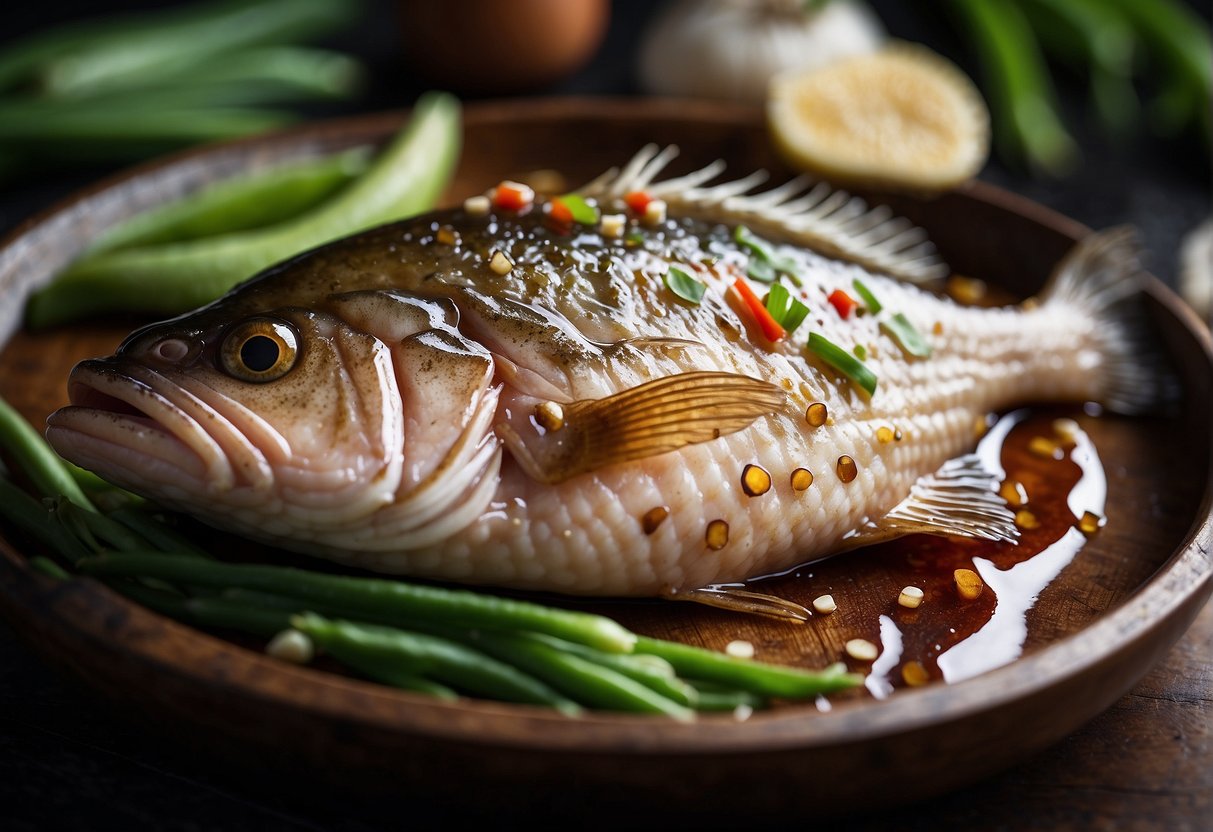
[734,278,787,342]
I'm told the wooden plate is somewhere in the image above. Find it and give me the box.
[1,99,1210,818]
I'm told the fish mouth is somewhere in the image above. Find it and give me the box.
[47,359,228,494]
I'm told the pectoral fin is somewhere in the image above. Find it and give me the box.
[498,371,785,484]
[842,453,1019,549]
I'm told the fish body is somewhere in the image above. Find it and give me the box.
[47,150,1163,597]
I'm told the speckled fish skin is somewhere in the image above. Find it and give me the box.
[46,165,1152,597]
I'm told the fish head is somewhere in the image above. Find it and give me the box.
[46,290,502,548]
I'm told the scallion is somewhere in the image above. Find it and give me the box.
[881,313,934,358]
[765,284,809,335]
[806,333,878,396]
[851,278,883,314]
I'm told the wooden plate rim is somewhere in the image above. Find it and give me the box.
[0,98,1210,757]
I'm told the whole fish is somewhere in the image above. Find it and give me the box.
[47,146,1167,605]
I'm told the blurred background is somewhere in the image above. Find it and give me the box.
[1,0,1209,306]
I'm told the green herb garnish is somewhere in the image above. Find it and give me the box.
[765,283,810,334]
[734,225,803,286]
[853,344,867,360]
[881,313,933,357]
[807,333,878,395]
[559,193,600,225]
[851,278,883,314]
[665,266,706,305]
[747,258,777,283]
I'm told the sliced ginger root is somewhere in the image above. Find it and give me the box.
[767,44,990,192]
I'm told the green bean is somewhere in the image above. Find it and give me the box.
[947,0,1079,177]
[292,613,581,712]
[49,498,102,555]
[468,631,694,720]
[524,634,697,708]
[635,637,862,699]
[1101,0,1212,142]
[108,508,212,559]
[380,675,460,701]
[118,581,292,636]
[37,0,359,98]
[683,682,767,713]
[29,556,71,581]
[0,396,93,509]
[27,92,461,327]
[0,478,88,562]
[1018,0,1139,136]
[55,499,152,553]
[0,104,293,148]
[0,1,232,91]
[76,553,637,654]
[81,146,370,256]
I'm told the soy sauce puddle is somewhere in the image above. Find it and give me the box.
[749,408,1107,698]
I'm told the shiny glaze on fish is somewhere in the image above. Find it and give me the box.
[46,151,1166,596]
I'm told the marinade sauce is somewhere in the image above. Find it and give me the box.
[744,407,1106,697]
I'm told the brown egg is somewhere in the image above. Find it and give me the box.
[398,0,610,94]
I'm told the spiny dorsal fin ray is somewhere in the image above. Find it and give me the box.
[579,144,949,284]
[840,453,1018,549]
[497,371,785,484]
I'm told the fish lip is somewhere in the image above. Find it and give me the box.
[47,359,232,490]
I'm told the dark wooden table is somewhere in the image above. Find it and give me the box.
[1,2,1210,830]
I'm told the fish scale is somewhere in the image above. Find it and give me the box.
[46,150,1169,598]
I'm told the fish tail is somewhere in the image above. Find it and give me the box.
[1040,226,1178,414]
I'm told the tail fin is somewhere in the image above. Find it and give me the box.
[1041,227,1177,414]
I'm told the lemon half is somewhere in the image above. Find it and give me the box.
[768,45,990,191]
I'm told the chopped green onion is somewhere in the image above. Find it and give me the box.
[734,225,803,286]
[881,313,934,358]
[807,333,878,396]
[624,230,645,246]
[851,278,883,314]
[746,258,777,283]
[665,266,706,305]
[733,224,771,259]
[853,344,867,360]
[558,193,600,225]
[764,284,810,334]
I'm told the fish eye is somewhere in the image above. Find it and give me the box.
[220,318,298,382]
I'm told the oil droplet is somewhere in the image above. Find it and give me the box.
[876,426,895,444]
[1015,509,1040,530]
[836,455,858,483]
[705,520,729,550]
[999,480,1028,507]
[641,506,669,534]
[953,568,985,600]
[806,402,828,427]
[1078,510,1103,536]
[790,468,814,491]
[741,464,772,497]
[902,661,930,687]
[1028,436,1063,459]
[932,321,944,336]
[533,401,565,432]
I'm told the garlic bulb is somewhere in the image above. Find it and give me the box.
[639,0,886,103]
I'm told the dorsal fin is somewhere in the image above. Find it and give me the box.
[496,371,785,484]
[579,144,949,284]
